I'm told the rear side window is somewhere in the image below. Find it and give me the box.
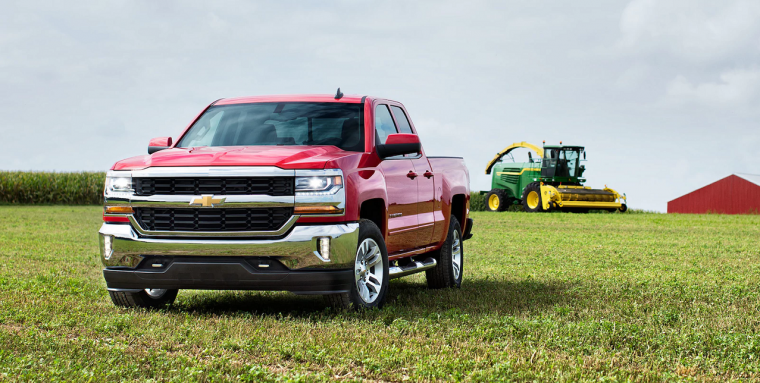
[391,106,413,134]
[374,105,398,144]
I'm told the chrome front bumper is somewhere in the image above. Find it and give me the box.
[99,222,359,270]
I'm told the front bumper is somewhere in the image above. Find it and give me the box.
[99,222,358,293]
[103,258,353,294]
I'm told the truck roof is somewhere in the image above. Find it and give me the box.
[215,94,366,105]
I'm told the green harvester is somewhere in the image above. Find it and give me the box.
[484,141,627,213]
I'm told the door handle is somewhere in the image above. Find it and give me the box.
[423,171,433,179]
[407,171,418,179]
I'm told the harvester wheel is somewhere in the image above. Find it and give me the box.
[522,182,544,213]
[485,189,509,212]
[619,204,628,213]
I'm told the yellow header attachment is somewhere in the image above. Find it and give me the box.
[485,141,545,175]
[538,185,627,211]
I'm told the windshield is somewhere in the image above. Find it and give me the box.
[177,102,364,151]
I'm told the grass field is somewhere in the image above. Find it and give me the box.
[1,206,759,382]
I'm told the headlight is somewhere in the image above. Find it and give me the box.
[294,170,345,215]
[104,174,133,197]
[295,176,342,195]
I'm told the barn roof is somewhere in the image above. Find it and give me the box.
[736,173,760,187]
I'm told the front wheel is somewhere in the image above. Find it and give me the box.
[426,216,463,288]
[522,182,544,213]
[109,288,178,309]
[325,219,389,309]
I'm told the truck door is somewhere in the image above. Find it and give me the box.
[376,104,419,254]
[389,105,436,248]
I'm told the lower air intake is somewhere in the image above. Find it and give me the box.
[134,207,293,232]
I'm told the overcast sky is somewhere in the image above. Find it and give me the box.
[2,0,759,211]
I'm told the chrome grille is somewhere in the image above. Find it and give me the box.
[133,177,293,196]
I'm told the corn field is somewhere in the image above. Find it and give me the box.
[0,171,105,205]
[469,192,486,212]
[0,171,490,209]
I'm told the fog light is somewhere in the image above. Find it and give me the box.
[103,235,113,260]
[318,237,330,260]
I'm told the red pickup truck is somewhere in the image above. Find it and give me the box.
[99,93,472,309]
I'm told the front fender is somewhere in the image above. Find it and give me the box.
[348,168,388,212]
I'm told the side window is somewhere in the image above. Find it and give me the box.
[374,105,398,144]
[390,106,413,134]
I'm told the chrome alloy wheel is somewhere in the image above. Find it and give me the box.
[451,230,462,280]
[145,288,167,298]
[354,238,384,304]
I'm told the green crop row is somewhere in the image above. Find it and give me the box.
[470,192,486,212]
[0,171,487,209]
[0,172,637,214]
[0,171,106,205]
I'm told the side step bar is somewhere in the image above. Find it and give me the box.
[389,258,437,279]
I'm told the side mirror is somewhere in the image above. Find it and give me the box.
[376,134,421,159]
[528,152,533,162]
[148,137,173,154]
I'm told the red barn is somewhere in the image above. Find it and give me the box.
[668,174,760,214]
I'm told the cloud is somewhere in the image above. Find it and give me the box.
[618,0,760,63]
[614,64,650,89]
[664,69,760,106]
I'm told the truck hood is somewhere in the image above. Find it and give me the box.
[112,146,357,170]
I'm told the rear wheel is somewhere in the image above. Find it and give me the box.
[485,189,509,212]
[109,288,178,309]
[522,182,544,213]
[325,219,389,310]
[426,216,463,288]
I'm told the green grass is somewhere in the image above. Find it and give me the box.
[0,171,105,204]
[1,207,759,382]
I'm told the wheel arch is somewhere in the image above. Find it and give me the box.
[359,198,387,238]
[450,194,467,228]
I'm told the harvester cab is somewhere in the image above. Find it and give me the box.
[541,145,586,182]
[484,141,627,213]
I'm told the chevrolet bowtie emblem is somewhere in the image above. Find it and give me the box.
[190,195,226,207]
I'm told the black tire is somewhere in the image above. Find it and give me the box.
[484,189,509,212]
[521,182,544,213]
[426,216,463,289]
[619,203,628,213]
[325,219,390,310]
[109,289,178,309]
